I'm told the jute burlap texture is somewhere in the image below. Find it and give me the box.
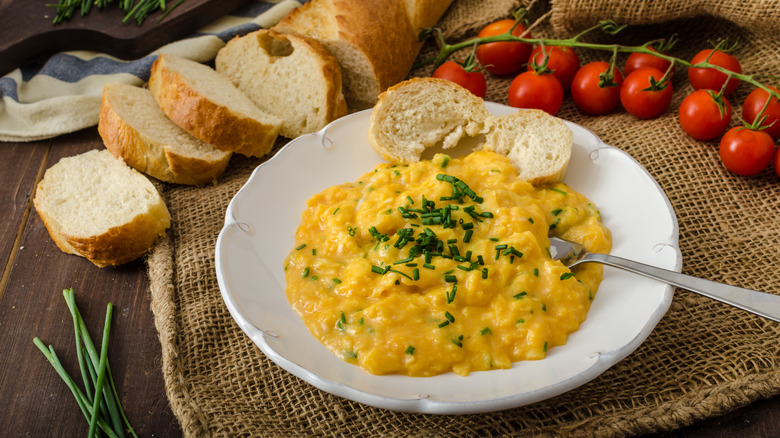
[147,0,780,436]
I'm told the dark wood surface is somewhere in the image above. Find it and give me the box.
[0,0,253,76]
[1,128,779,436]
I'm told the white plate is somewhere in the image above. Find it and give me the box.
[215,103,681,415]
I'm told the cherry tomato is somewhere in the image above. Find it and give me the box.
[507,71,563,115]
[527,46,580,91]
[476,19,533,76]
[432,61,487,98]
[678,90,732,141]
[624,47,674,77]
[571,61,624,115]
[719,127,775,176]
[619,67,673,119]
[742,86,780,139]
[688,49,742,96]
[775,147,780,178]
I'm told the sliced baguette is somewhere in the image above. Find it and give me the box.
[148,53,283,158]
[98,82,232,185]
[368,77,489,164]
[34,149,171,267]
[367,78,573,185]
[482,109,573,186]
[215,29,347,139]
[273,0,454,109]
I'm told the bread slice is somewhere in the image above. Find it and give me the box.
[98,82,232,185]
[34,149,171,267]
[368,77,489,164]
[148,53,282,158]
[215,29,347,139]
[367,78,573,185]
[272,0,454,109]
[482,109,573,186]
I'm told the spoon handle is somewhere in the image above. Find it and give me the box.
[580,253,780,323]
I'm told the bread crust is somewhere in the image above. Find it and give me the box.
[149,54,282,158]
[98,88,232,185]
[274,0,453,107]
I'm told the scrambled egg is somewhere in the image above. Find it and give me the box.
[284,150,611,376]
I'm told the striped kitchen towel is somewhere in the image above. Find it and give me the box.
[0,0,300,143]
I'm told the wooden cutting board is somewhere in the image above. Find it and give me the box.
[0,0,254,76]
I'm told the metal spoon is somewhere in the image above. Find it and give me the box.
[549,236,780,323]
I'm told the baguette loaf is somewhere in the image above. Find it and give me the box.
[216,29,347,139]
[367,78,573,186]
[148,53,283,158]
[272,0,454,109]
[34,149,171,267]
[98,82,232,185]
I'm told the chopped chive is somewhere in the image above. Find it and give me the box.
[295,243,307,250]
[405,346,415,355]
[543,341,549,352]
[477,255,485,265]
[551,208,563,216]
[494,244,508,251]
[482,268,488,279]
[412,268,420,281]
[333,207,340,214]
[444,275,457,283]
[445,311,455,323]
[560,272,576,280]
[446,285,457,303]
[480,327,492,335]
[533,268,539,277]
[302,267,310,278]
[463,229,473,243]
[312,249,316,256]
[528,217,535,224]
[452,334,464,347]
[441,156,450,168]
[406,196,414,204]
[438,320,450,328]
[514,291,527,299]
[490,237,499,241]
[542,303,547,311]
[517,318,525,324]
[423,263,436,270]
[550,187,567,195]
[311,276,319,280]
[332,278,342,284]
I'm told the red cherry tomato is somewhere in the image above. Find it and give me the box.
[476,19,533,76]
[719,127,775,176]
[688,49,742,96]
[742,86,780,139]
[571,61,624,115]
[619,67,673,119]
[507,71,563,115]
[527,45,580,91]
[775,146,780,178]
[432,61,487,98]
[624,47,674,77]
[678,90,732,141]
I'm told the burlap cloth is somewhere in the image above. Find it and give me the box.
[146,0,780,436]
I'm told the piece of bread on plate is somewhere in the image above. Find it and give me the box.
[34,149,171,267]
[148,53,282,158]
[272,0,455,109]
[481,109,573,186]
[215,29,347,139]
[98,82,232,185]
[368,77,489,164]
[367,78,573,185]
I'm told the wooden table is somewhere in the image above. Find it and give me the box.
[2,127,780,436]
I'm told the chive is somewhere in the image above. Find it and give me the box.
[344,351,358,359]
[413,268,420,281]
[477,255,485,265]
[480,327,492,335]
[295,243,307,250]
[452,335,464,347]
[494,244,508,251]
[549,218,561,230]
[517,318,525,324]
[444,275,457,283]
[482,268,488,279]
[332,278,342,284]
[312,249,316,256]
[514,291,527,299]
[405,346,415,355]
[446,285,457,303]
[445,311,455,323]
[528,217,535,224]
[542,303,547,311]
[423,263,436,270]
[302,267,310,278]
[561,272,576,280]
[551,187,567,195]
[441,156,450,168]
[533,268,539,277]
[406,196,414,204]
[463,229,473,243]
[438,320,450,328]
[543,341,549,352]
[551,208,563,216]
[333,207,340,215]
[311,276,319,280]
[371,265,386,274]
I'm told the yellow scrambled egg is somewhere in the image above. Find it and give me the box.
[284,150,611,377]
